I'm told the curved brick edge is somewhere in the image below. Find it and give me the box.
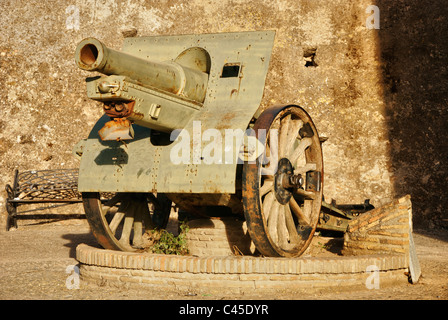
[76,244,410,294]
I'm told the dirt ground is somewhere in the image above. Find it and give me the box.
[0,217,447,300]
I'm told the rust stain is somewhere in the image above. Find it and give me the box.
[215,112,238,130]
[98,118,134,141]
[130,111,144,121]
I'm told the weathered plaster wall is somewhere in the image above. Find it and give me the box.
[0,0,446,229]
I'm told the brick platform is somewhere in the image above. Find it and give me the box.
[76,196,418,294]
[76,244,409,294]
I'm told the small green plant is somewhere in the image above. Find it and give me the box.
[317,241,329,250]
[146,222,190,255]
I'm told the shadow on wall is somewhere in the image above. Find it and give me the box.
[375,0,448,229]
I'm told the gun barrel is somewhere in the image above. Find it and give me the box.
[75,38,208,102]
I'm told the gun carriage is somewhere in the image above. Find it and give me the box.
[74,31,325,257]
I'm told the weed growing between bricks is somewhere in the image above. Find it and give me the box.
[141,221,190,255]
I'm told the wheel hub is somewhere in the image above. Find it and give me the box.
[274,158,304,205]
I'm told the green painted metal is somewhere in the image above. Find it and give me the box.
[85,74,202,133]
[75,37,208,102]
[75,31,276,194]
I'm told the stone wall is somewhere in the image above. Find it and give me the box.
[1,0,446,229]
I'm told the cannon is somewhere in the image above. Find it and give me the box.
[74,31,324,257]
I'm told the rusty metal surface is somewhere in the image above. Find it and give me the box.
[98,118,134,141]
[103,101,135,118]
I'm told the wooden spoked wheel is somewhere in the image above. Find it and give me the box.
[243,105,323,257]
[82,192,171,251]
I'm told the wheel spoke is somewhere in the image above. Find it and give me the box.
[142,197,156,230]
[261,145,275,175]
[285,119,303,156]
[132,202,144,248]
[295,188,316,200]
[268,201,280,243]
[289,197,310,225]
[119,202,136,247]
[103,193,123,208]
[294,163,317,175]
[279,114,291,158]
[109,201,128,234]
[303,200,313,223]
[262,129,279,176]
[289,137,312,165]
[285,203,300,245]
[104,206,118,216]
[261,167,274,176]
[260,179,273,197]
[277,204,289,248]
[262,191,275,221]
[101,194,123,216]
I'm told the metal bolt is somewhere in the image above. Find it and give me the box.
[282,173,303,189]
[289,174,304,187]
[114,103,125,112]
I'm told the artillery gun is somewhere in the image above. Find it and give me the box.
[74,31,324,257]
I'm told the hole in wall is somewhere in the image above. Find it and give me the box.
[304,48,318,67]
